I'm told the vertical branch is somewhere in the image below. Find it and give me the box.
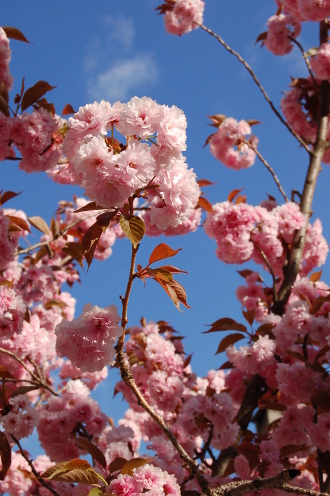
[115,244,212,496]
[273,21,330,316]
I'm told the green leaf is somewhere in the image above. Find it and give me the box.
[119,215,145,248]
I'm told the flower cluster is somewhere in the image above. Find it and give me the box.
[162,0,205,36]
[209,118,259,170]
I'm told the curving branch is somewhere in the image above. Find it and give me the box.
[115,244,212,496]
[197,23,311,154]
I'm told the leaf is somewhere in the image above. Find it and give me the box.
[75,438,107,470]
[203,318,247,334]
[146,267,173,282]
[11,385,40,398]
[88,489,103,496]
[310,294,330,315]
[28,216,51,235]
[197,196,213,212]
[62,242,84,267]
[216,333,246,354]
[0,190,21,206]
[315,345,330,360]
[310,270,322,283]
[82,222,103,270]
[235,195,247,204]
[154,276,191,311]
[74,202,105,213]
[255,31,267,45]
[246,119,261,127]
[158,265,188,275]
[280,444,307,458]
[148,243,182,265]
[197,179,215,187]
[109,457,127,473]
[242,309,255,325]
[3,26,30,43]
[7,215,30,232]
[121,457,153,476]
[0,432,11,480]
[96,210,117,228]
[219,360,234,370]
[41,459,107,485]
[311,390,330,410]
[0,82,9,103]
[50,217,59,237]
[0,95,9,116]
[228,188,244,203]
[33,246,49,265]
[21,81,56,111]
[183,353,193,368]
[256,323,275,336]
[0,366,15,380]
[61,103,76,115]
[119,215,145,248]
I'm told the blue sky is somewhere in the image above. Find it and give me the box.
[1,1,329,443]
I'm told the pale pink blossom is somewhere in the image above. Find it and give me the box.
[264,14,301,56]
[209,118,258,169]
[115,96,161,138]
[234,454,251,479]
[0,285,25,337]
[298,0,330,21]
[1,395,39,439]
[55,303,123,372]
[163,0,205,36]
[281,87,317,142]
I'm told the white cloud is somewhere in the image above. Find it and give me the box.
[103,15,135,48]
[87,54,159,102]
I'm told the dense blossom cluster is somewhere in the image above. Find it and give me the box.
[162,0,205,36]
[209,118,259,170]
[1,2,330,495]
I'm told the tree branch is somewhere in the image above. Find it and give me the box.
[197,23,312,154]
[115,244,212,496]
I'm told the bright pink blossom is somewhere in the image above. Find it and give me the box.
[311,43,330,80]
[0,27,14,91]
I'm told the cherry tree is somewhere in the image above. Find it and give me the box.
[0,1,330,496]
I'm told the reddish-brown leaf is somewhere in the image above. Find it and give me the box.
[235,194,247,204]
[62,242,84,267]
[146,267,173,282]
[183,353,193,368]
[28,216,51,235]
[197,179,215,187]
[256,323,275,336]
[61,103,76,116]
[203,318,247,334]
[33,246,49,265]
[208,113,227,127]
[242,309,255,326]
[3,26,30,43]
[157,265,188,274]
[96,210,117,228]
[311,390,330,410]
[109,457,127,473]
[216,333,246,354]
[197,196,213,212]
[255,31,267,45]
[310,294,330,315]
[11,385,40,398]
[74,202,105,213]
[121,457,154,476]
[7,215,30,232]
[0,190,21,206]
[21,81,56,111]
[0,432,11,480]
[0,96,9,116]
[228,188,244,203]
[0,365,15,380]
[148,243,182,265]
[75,438,107,470]
[280,444,307,458]
[82,222,103,270]
[41,459,106,485]
[219,360,234,370]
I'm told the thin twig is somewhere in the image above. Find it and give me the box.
[0,347,58,397]
[115,244,212,496]
[11,435,61,496]
[246,141,289,202]
[15,210,108,256]
[253,244,278,305]
[289,37,318,85]
[196,23,311,154]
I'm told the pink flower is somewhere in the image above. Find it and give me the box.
[298,0,330,21]
[209,118,258,169]
[281,87,317,142]
[163,0,205,36]
[115,96,161,138]
[264,14,301,56]
[234,454,251,479]
[55,303,123,372]
[311,43,330,80]
[0,285,25,337]
[0,27,14,91]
